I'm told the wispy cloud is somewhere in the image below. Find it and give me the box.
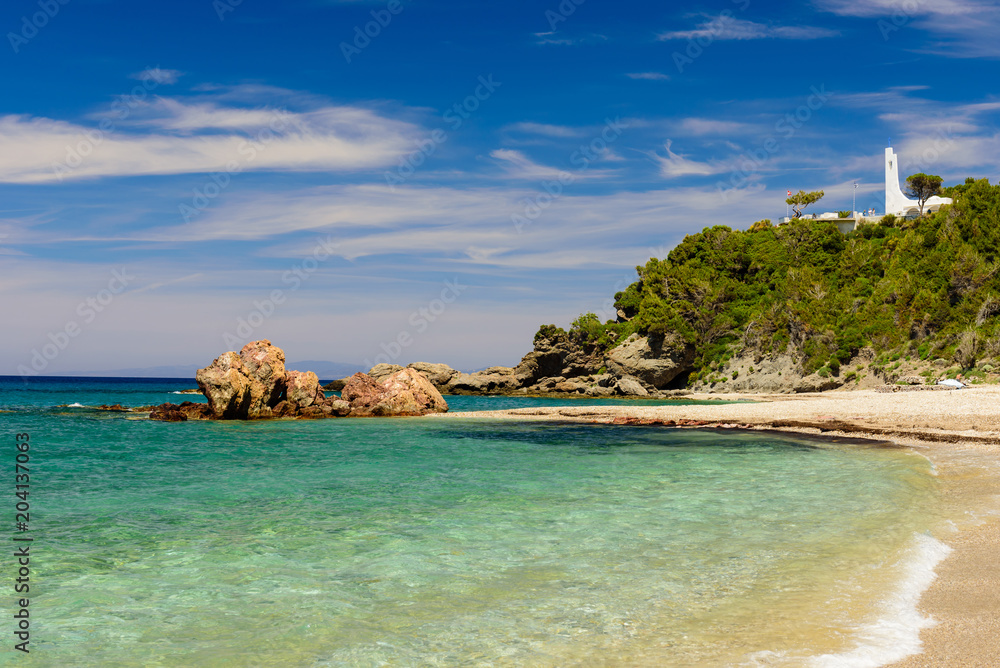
[0,94,420,184]
[658,16,839,41]
[651,140,725,178]
[130,67,183,85]
[533,31,608,46]
[626,72,670,81]
[503,122,582,138]
[815,0,1000,58]
[678,118,753,136]
[490,148,617,180]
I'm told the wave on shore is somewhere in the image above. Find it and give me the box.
[810,533,951,667]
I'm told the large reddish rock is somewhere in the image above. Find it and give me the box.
[342,369,449,417]
[195,340,286,419]
[284,370,324,408]
[151,341,440,422]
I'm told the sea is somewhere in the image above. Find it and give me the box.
[1,376,997,667]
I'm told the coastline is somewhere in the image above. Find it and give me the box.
[434,386,1000,666]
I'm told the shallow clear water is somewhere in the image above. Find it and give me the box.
[0,378,955,666]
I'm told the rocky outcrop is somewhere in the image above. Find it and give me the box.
[513,334,602,386]
[343,369,449,417]
[367,363,404,382]
[445,368,521,395]
[149,402,213,422]
[152,341,447,421]
[196,340,287,419]
[284,370,324,408]
[604,334,694,389]
[793,374,844,393]
[406,362,458,387]
[614,376,649,397]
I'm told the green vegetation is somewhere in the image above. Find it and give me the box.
[837,210,852,218]
[785,190,825,218]
[540,178,1000,384]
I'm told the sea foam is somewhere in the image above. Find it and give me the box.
[809,532,951,668]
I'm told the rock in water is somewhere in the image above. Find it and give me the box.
[381,368,449,414]
[196,339,286,419]
[406,362,458,388]
[367,363,404,382]
[343,369,449,417]
[284,370,324,408]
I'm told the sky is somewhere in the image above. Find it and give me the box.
[3,0,1000,375]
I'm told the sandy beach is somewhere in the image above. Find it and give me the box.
[435,386,1000,666]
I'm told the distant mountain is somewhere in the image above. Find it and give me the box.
[284,361,366,381]
[64,361,365,382]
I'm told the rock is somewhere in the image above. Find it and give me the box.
[793,374,844,393]
[341,372,385,407]
[594,374,614,388]
[196,340,286,419]
[367,363,404,382]
[585,385,615,397]
[614,376,649,397]
[553,380,587,394]
[285,370,324,408]
[932,358,948,367]
[513,334,602,386]
[896,375,924,386]
[297,405,329,419]
[322,378,348,391]
[149,402,213,422]
[479,366,515,376]
[604,334,694,389]
[407,362,459,387]
[445,371,520,395]
[149,403,187,421]
[379,368,449,414]
[344,370,449,416]
[327,398,352,417]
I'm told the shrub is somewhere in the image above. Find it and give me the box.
[838,210,852,218]
[817,366,831,378]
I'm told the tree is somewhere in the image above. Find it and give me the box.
[785,190,824,218]
[905,173,944,216]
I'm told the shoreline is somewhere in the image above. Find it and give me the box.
[434,386,1000,666]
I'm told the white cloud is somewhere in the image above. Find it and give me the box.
[815,0,979,18]
[503,122,582,137]
[658,16,838,41]
[0,97,420,183]
[678,118,753,136]
[489,149,617,181]
[651,140,725,178]
[626,72,670,81]
[130,68,183,85]
[815,0,1000,57]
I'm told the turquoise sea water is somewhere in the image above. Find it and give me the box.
[0,378,956,666]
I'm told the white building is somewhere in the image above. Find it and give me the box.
[778,146,952,228]
[884,146,951,217]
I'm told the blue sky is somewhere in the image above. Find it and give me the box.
[3,0,1000,375]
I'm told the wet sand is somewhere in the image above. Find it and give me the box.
[433,386,1000,666]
